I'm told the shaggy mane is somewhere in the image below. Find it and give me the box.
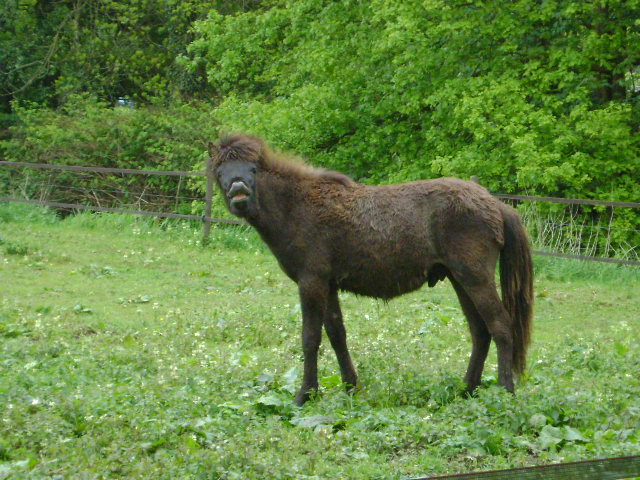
[211,134,354,187]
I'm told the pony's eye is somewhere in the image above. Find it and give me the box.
[251,167,257,174]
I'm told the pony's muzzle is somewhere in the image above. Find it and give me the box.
[228,181,251,206]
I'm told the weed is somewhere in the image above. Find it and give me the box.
[0,206,639,479]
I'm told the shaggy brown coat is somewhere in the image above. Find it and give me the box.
[211,134,533,405]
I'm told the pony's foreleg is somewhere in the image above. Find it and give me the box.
[323,290,358,391]
[294,276,329,406]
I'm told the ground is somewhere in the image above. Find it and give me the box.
[1,203,639,479]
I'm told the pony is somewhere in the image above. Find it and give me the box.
[210,134,533,405]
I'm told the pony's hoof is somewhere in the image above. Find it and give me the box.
[293,388,316,406]
[344,379,359,394]
[498,380,515,394]
[464,382,479,394]
[463,388,478,398]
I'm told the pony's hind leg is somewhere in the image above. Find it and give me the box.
[466,284,515,392]
[450,278,491,394]
[323,290,358,390]
[450,268,515,393]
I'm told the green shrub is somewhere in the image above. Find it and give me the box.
[184,0,640,255]
[188,1,639,191]
[0,96,224,218]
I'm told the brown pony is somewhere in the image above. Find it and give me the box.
[210,134,533,405]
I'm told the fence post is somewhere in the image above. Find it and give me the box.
[203,155,214,244]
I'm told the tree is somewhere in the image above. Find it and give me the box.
[188,0,639,199]
[0,0,262,115]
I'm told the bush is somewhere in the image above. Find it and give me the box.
[187,1,639,194]
[184,0,640,256]
[0,96,221,217]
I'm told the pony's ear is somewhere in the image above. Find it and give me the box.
[208,141,219,159]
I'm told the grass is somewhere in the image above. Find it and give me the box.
[1,202,639,479]
[518,201,640,262]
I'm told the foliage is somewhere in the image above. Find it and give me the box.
[182,0,640,254]
[2,0,638,252]
[0,95,221,215]
[188,0,640,196]
[0,0,262,111]
[1,204,639,478]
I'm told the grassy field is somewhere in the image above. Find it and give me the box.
[1,203,639,479]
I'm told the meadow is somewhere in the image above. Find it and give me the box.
[1,203,639,479]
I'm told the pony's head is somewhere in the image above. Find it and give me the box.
[209,135,264,218]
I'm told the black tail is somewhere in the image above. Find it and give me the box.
[499,205,534,375]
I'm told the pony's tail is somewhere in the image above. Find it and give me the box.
[499,205,534,375]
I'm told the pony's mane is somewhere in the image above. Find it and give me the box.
[211,134,354,187]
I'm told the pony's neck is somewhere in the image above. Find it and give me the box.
[248,171,302,247]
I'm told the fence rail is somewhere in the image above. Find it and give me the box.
[531,249,640,267]
[494,193,640,209]
[0,197,244,225]
[414,454,640,480]
[0,160,206,177]
[1,160,638,265]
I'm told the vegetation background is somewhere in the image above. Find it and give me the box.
[0,204,639,478]
[1,1,640,477]
[2,0,639,196]
[2,0,639,255]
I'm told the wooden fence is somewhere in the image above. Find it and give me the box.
[414,454,640,479]
[0,158,243,241]
[1,160,638,265]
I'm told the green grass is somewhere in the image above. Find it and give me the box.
[1,203,639,479]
